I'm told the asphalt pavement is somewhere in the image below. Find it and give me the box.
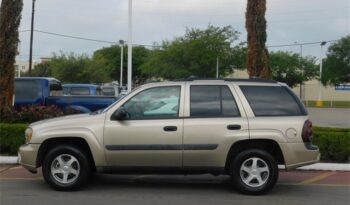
[307,107,350,128]
[0,166,349,205]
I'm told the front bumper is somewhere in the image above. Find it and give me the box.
[18,143,40,173]
[279,142,320,171]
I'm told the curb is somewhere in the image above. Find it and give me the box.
[1,156,349,171]
[0,156,18,165]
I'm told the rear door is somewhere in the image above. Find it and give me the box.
[183,82,249,168]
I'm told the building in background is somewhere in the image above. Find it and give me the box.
[14,57,51,77]
[229,70,350,102]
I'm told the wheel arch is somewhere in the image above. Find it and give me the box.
[36,137,96,172]
[225,139,285,173]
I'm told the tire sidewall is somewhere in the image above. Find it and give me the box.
[231,149,278,195]
[42,146,90,191]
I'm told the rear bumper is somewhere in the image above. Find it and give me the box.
[279,142,320,171]
[18,143,40,173]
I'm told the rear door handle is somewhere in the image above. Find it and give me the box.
[227,124,241,130]
[163,126,177,132]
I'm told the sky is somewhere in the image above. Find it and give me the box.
[16,0,350,62]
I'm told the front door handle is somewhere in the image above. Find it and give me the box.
[164,126,177,132]
[227,124,241,130]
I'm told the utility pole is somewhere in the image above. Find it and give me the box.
[28,0,36,76]
[127,0,133,92]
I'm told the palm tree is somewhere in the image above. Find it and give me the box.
[0,0,23,120]
[245,0,270,79]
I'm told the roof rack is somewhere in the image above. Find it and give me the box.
[224,77,277,83]
[173,76,276,83]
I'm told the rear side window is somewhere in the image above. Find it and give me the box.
[240,86,306,116]
[70,87,90,95]
[190,85,240,117]
[15,80,41,100]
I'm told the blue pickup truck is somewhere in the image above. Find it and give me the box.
[14,77,118,113]
[63,84,102,96]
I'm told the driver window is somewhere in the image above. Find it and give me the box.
[122,86,181,120]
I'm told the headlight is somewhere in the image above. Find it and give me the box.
[25,128,33,144]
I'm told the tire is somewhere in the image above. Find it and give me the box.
[42,145,91,191]
[230,149,278,195]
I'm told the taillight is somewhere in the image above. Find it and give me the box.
[302,120,313,143]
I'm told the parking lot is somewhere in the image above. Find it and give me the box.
[308,107,350,128]
[0,165,349,205]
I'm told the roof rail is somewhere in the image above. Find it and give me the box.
[224,77,277,83]
[172,76,276,83]
[172,76,224,81]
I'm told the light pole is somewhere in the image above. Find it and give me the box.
[28,0,36,76]
[295,42,303,100]
[119,40,124,88]
[216,56,219,79]
[316,41,327,107]
[127,0,133,92]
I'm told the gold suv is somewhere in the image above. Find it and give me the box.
[19,78,320,194]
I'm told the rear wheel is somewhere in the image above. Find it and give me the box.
[42,145,90,191]
[230,149,278,195]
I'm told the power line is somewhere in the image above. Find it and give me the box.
[268,40,338,48]
[19,29,339,49]
[35,29,118,44]
[20,29,160,48]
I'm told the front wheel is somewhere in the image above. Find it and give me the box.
[42,145,90,191]
[230,149,278,195]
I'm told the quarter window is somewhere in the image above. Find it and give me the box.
[240,85,305,116]
[122,86,181,120]
[190,85,240,117]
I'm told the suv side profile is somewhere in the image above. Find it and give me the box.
[19,78,320,194]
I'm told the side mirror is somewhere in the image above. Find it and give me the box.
[112,107,128,121]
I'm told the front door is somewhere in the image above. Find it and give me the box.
[103,85,184,167]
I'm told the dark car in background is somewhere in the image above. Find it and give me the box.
[15,77,118,113]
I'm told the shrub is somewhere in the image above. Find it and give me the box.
[313,127,350,163]
[1,105,64,124]
[0,123,27,155]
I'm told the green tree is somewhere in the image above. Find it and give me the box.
[30,52,112,83]
[246,0,270,78]
[140,25,240,79]
[30,63,52,77]
[49,52,90,83]
[0,0,23,120]
[231,42,248,70]
[93,45,150,84]
[322,36,350,85]
[269,51,318,87]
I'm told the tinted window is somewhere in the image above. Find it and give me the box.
[63,87,69,95]
[70,87,90,95]
[102,87,115,96]
[96,87,102,96]
[15,80,41,100]
[122,86,180,120]
[190,85,240,117]
[240,86,305,116]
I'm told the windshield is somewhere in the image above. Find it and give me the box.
[100,94,127,113]
[101,86,145,113]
